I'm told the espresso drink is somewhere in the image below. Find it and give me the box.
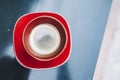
[28,23,61,59]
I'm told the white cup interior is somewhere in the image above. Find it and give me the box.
[28,23,61,56]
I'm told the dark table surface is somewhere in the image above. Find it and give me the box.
[0,0,112,80]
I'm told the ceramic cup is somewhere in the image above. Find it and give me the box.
[22,16,67,61]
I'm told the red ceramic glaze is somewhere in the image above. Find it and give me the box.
[13,12,71,69]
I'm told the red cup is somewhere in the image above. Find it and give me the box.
[13,12,71,69]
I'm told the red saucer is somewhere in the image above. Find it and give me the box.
[13,12,71,69]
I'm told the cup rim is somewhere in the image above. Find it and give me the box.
[22,15,68,61]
